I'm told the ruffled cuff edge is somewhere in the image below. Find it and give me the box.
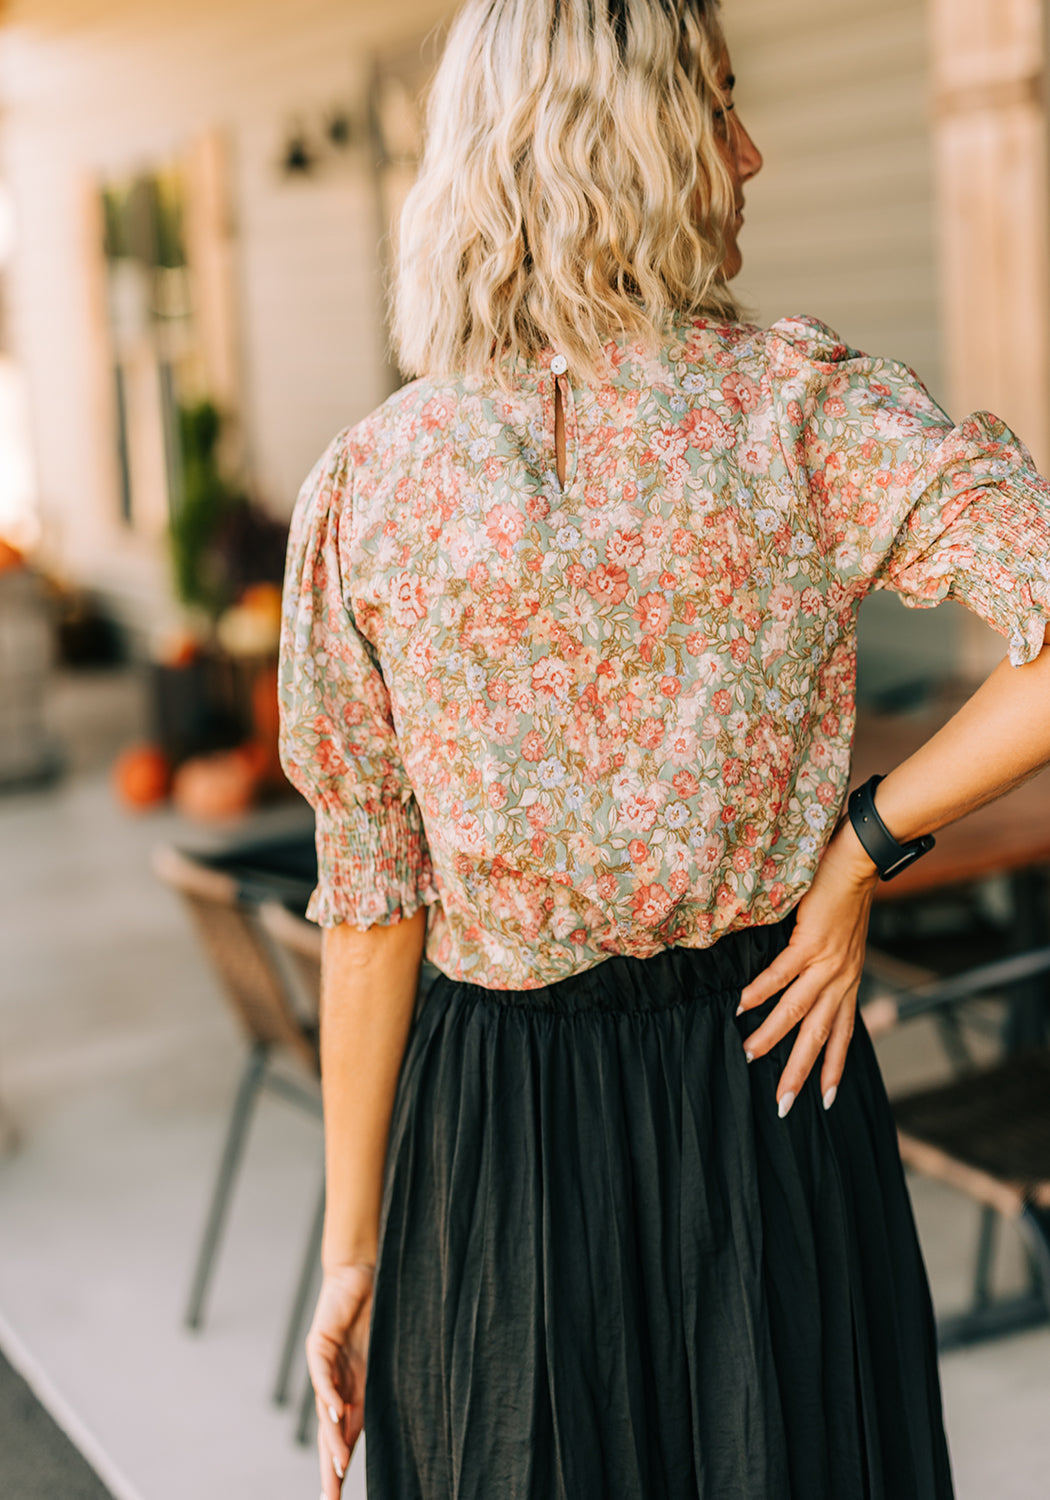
[305,798,441,929]
[882,561,1050,668]
[1009,577,1050,666]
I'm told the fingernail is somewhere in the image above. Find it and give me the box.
[777,1090,796,1119]
[328,1404,341,1425]
[744,1048,755,1064]
[333,1455,345,1479]
[735,1001,744,1016]
[823,1085,837,1111]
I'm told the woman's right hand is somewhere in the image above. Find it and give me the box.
[306,1262,375,1496]
[735,819,880,1114]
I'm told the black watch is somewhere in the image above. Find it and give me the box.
[846,774,936,881]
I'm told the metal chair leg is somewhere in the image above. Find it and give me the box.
[1005,871,1050,1049]
[273,1170,326,1404]
[296,1370,317,1445]
[971,1204,999,1311]
[184,1041,269,1330]
[933,1009,978,1075]
[939,1203,1050,1349]
[1018,1200,1050,1315]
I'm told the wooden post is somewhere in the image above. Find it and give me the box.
[930,0,1050,467]
[930,0,1050,676]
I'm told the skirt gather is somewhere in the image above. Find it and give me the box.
[363,908,957,1500]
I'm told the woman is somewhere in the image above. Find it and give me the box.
[278,3,1050,1496]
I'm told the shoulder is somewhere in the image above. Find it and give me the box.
[292,376,469,518]
[758,314,931,399]
[763,315,856,368]
[664,313,863,384]
[315,378,450,468]
[349,375,466,451]
[319,375,481,481]
[756,315,948,426]
[668,312,848,356]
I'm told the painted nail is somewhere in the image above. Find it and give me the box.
[744,1049,755,1064]
[778,1091,796,1119]
[735,1001,744,1016]
[333,1455,345,1479]
[823,1085,837,1111]
[328,1404,341,1425]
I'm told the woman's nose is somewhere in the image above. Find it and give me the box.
[735,119,763,182]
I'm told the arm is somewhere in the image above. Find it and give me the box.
[278,436,437,1494]
[743,321,1050,1118]
[307,907,427,1497]
[854,630,1050,843]
[319,909,427,1272]
[739,629,1050,1116]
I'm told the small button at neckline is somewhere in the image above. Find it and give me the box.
[550,353,568,376]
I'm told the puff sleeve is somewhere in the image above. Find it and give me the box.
[770,315,1050,666]
[278,431,439,928]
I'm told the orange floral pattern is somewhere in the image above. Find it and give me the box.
[279,315,1050,989]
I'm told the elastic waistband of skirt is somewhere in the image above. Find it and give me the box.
[439,908,798,1016]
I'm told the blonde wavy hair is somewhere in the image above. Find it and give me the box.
[393,0,740,384]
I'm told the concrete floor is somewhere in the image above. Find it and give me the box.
[0,667,1048,1500]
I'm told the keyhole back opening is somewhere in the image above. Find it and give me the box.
[554,378,566,491]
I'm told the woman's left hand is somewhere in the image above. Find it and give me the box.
[735,820,881,1117]
[306,1262,375,1496]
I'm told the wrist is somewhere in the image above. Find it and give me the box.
[322,1256,376,1279]
[846,773,936,880]
[322,1232,378,1275]
[827,813,882,889]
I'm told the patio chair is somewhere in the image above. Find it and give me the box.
[257,897,322,1011]
[255,900,326,1410]
[150,844,323,1345]
[860,944,1050,1351]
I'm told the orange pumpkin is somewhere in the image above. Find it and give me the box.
[250,663,284,785]
[172,750,259,823]
[112,743,172,811]
[240,582,283,623]
[230,740,268,779]
[156,629,201,669]
[0,540,25,572]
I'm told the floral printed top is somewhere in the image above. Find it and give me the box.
[278,314,1050,990]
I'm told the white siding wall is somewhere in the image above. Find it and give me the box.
[727,0,942,399]
[0,0,452,627]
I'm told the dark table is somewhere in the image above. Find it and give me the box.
[854,703,1050,1048]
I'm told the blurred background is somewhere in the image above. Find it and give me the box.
[2,1,1050,1497]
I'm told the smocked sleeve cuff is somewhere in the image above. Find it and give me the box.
[306,796,441,928]
[1006,569,1050,666]
[881,451,1050,668]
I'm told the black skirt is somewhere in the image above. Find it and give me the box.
[363,909,956,1499]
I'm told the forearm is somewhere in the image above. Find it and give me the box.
[840,627,1050,872]
[318,907,427,1271]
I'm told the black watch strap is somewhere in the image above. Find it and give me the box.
[847,774,936,881]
